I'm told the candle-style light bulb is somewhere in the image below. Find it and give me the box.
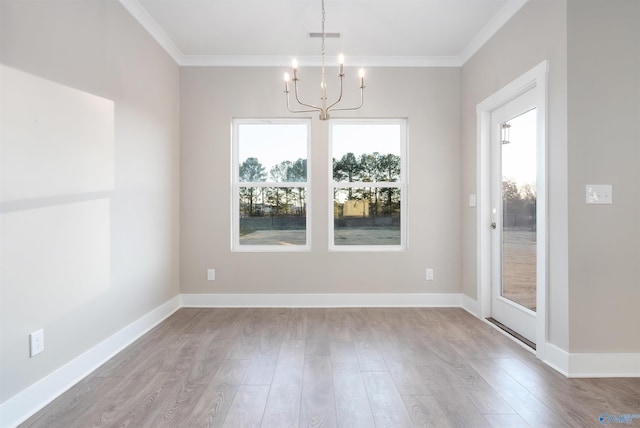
[292,59,298,79]
[284,72,290,92]
[358,69,365,87]
[338,53,344,75]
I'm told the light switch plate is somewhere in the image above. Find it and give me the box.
[207,269,215,281]
[586,185,612,204]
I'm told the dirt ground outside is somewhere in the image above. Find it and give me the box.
[239,228,400,246]
[502,229,537,311]
[239,230,306,245]
[334,229,401,245]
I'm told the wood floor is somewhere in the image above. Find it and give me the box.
[21,308,640,427]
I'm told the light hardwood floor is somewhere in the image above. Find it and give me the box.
[21,308,640,427]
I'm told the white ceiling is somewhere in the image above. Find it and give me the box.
[120,0,528,67]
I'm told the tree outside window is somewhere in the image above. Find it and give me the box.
[330,120,407,250]
[232,120,310,251]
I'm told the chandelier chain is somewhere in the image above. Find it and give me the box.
[321,0,326,91]
[321,0,326,57]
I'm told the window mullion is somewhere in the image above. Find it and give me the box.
[330,181,402,188]
[239,182,308,188]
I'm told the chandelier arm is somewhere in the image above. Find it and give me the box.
[287,105,321,114]
[287,107,322,114]
[293,96,322,112]
[285,89,320,113]
[293,79,322,111]
[328,85,364,112]
[326,74,345,111]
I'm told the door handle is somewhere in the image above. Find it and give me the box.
[491,222,497,229]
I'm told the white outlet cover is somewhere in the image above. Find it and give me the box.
[207,269,216,281]
[426,268,434,281]
[30,329,44,357]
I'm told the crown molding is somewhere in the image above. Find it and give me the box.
[180,55,463,68]
[120,0,528,68]
[119,0,184,64]
[458,0,529,64]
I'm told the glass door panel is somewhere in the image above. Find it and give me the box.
[501,109,537,311]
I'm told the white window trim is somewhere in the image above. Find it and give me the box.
[328,118,408,252]
[231,118,312,252]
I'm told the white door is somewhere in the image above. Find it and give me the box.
[490,89,538,344]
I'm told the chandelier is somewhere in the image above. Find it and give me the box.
[283,0,365,120]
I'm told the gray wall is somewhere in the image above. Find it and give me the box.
[462,0,640,354]
[461,0,570,349]
[180,67,462,295]
[567,0,640,352]
[0,0,181,403]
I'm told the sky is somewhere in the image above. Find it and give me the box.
[238,123,307,172]
[501,108,537,188]
[238,122,401,173]
[331,123,401,160]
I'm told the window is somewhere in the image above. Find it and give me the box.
[232,119,311,251]
[329,119,407,250]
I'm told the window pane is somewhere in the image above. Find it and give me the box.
[332,124,401,183]
[238,124,307,182]
[501,108,537,311]
[333,187,401,246]
[239,186,307,246]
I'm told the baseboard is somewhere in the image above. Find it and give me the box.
[0,295,181,428]
[542,342,570,376]
[460,296,637,378]
[567,352,640,378]
[180,292,464,308]
[541,342,640,378]
[461,294,480,317]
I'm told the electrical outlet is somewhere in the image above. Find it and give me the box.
[30,329,44,357]
[426,268,434,281]
[207,269,216,281]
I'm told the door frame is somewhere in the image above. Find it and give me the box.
[476,61,548,359]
